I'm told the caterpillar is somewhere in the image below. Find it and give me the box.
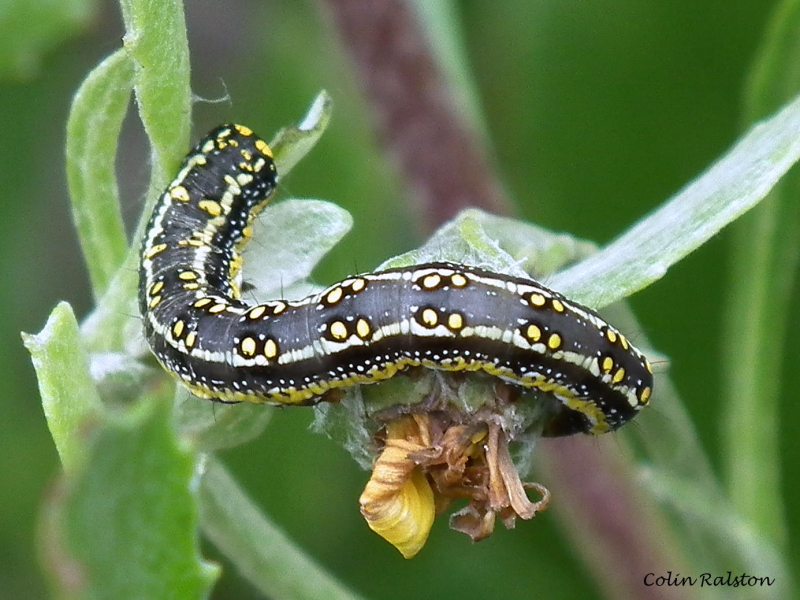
[139,124,653,437]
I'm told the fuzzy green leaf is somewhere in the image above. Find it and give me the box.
[66,49,134,299]
[79,257,140,353]
[379,208,595,276]
[270,91,333,177]
[245,199,353,299]
[175,400,274,453]
[44,396,218,600]
[81,0,192,351]
[120,0,191,197]
[22,302,104,474]
[550,91,800,309]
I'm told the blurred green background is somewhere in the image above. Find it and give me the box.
[4,0,798,598]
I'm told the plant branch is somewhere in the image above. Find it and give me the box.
[320,0,510,230]
[198,457,365,600]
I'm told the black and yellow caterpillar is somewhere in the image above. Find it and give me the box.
[139,124,653,437]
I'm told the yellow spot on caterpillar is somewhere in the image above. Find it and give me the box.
[547,332,562,350]
[602,356,614,372]
[185,331,197,349]
[149,281,164,295]
[183,282,199,290]
[326,287,343,305]
[447,313,464,330]
[612,368,626,384]
[208,303,227,314]
[356,318,372,339]
[217,128,232,138]
[148,295,162,308]
[272,301,287,315]
[606,329,618,343]
[264,338,278,359]
[224,175,241,194]
[178,271,197,280]
[144,243,167,259]
[241,149,253,161]
[170,185,190,202]
[421,274,441,289]
[421,308,438,327]
[172,320,185,338]
[645,359,653,374]
[236,173,253,186]
[330,321,348,341]
[551,299,565,313]
[248,305,267,320]
[526,324,542,342]
[240,337,257,357]
[198,200,222,217]
[194,298,213,308]
[351,278,367,292]
[529,292,546,307]
[640,387,652,403]
[255,139,273,158]
[619,335,630,350]
[234,124,253,136]
[450,273,468,288]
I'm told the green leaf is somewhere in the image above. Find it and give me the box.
[79,257,140,353]
[198,458,364,600]
[379,208,595,276]
[119,0,191,199]
[245,199,353,299]
[43,396,218,600]
[0,0,95,79]
[89,351,155,403]
[22,302,103,475]
[548,91,800,309]
[721,0,800,549]
[175,400,274,453]
[270,91,333,177]
[66,49,134,299]
[81,0,194,352]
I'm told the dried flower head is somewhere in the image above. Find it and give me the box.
[358,396,550,558]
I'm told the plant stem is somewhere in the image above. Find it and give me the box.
[722,0,800,548]
[198,457,365,600]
